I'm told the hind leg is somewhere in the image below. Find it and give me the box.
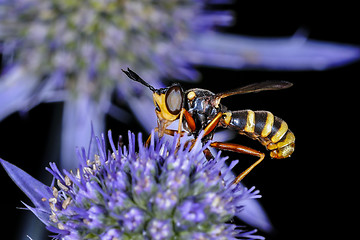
[210,142,265,184]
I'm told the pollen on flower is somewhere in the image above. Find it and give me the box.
[57,223,65,230]
[57,180,69,192]
[1,130,264,239]
[62,197,71,210]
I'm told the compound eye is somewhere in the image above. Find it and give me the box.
[165,85,183,115]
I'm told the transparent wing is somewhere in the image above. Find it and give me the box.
[215,81,293,99]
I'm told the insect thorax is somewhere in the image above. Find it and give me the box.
[184,88,225,140]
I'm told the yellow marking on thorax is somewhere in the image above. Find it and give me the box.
[223,112,232,125]
[261,112,274,137]
[187,91,196,101]
[271,121,288,143]
[244,110,255,133]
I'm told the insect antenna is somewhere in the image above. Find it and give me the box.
[121,68,156,92]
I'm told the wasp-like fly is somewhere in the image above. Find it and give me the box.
[122,68,295,183]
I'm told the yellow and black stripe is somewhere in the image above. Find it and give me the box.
[223,110,295,159]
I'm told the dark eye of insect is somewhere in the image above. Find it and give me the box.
[165,86,183,115]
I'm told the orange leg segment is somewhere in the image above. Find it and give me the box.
[210,142,265,184]
[183,109,196,132]
[203,112,223,137]
[146,128,186,146]
[188,112,223,151]
[177,108,196,147]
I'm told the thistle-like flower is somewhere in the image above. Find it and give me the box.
[1,130,265,239]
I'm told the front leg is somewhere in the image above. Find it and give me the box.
[189,112,223,150]
[176,108,196,147]
[145,127,186,147]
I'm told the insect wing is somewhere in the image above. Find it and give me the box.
[215,81,293,99]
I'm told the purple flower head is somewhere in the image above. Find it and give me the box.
[1,129,265,239]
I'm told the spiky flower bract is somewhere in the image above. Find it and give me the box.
[1,130,264,239]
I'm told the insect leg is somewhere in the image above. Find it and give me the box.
[145,128,186,146]
[177,108,197,147]
[184,138,214,161]
[182,109,196,132]
[145,128,157,147]
[164,129,186,137]
[203,147,214,161]
[203,112,223,137]
[210,142,265,184]
[188,112,223,150]
[178,109,184,136]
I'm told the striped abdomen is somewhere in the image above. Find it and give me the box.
[224,110,295,159]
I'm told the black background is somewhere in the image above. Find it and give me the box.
[1,2,358,240]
